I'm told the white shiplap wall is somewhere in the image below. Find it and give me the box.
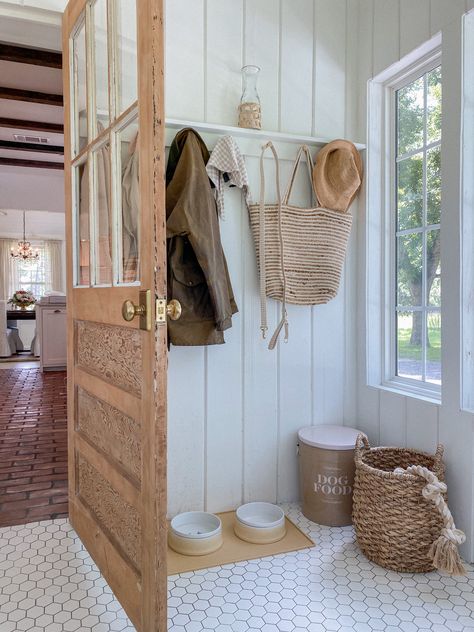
[165,0,359,517]
[355,0,474,561]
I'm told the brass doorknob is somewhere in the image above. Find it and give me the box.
[122,299,146,322]
[166,299,182,321]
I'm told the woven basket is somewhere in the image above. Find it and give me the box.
[352,435,446,573]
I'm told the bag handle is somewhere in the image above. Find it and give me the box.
[258,141,288,349]
[282,144,318,206]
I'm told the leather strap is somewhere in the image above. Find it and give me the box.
[258,141,288,349]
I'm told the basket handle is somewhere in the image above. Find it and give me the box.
[354,433,370,461]
[434,443,444,465]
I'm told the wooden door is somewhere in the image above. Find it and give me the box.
[62,1,167,630]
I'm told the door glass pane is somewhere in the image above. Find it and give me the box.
[427,146,441,225]
[427,311,441,384]
[397,311,422,381]
[117,117,140,284]
[93,0,109,133]
[397,76,424,156]
[397,154,423,230]
[72,17,87,155]
[92,141,112,286]
[76,159,90,286]
[397,233,422,307]
[427,67,442,145]
[117,1,138,114]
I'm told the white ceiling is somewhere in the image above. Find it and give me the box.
[0,208,65,239]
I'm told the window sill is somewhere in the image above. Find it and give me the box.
[375,380,442,406]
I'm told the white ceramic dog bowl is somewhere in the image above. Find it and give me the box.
[234,502,286,544]
[169,511,223,556]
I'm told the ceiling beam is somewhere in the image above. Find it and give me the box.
[0,158,63,170]
[0,43,62,69]
[0,118,63,133]
[0,87,63,106]
[0,140,63,155]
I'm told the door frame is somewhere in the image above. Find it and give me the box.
[62,1,167,629]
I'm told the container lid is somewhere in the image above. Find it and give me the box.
[298,425,360,451]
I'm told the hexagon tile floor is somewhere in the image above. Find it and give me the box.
[1,504,473,632]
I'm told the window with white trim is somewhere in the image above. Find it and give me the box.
[392,62,442,389]
[14,242,50,298]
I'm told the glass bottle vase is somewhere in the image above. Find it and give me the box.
[238,65,261,130]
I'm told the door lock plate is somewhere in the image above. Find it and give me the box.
[156,299,167,324]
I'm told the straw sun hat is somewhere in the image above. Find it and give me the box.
[313,139,363,213]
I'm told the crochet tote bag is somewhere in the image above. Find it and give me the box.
[248,141,353,349]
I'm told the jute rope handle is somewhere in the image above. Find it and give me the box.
[354,433,371,462]
[258,141,288,349]
[394,464,466,576]
[282,144,318,206]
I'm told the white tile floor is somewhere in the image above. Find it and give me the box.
[0,504,473,632]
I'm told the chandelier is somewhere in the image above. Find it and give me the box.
[10,211,39,263]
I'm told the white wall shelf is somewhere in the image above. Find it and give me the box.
[165,118,366,151]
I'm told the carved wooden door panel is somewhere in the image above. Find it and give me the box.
[62,1,167,630]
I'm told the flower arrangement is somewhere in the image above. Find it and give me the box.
[8,289,36,310]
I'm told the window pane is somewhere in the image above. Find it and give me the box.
[93,0,109,132]
[93,142,112,286]
[397,233,422,307]
[397,311,423,381]
[76,160,90,286]
[397,154,423,230]
[427,67,442,145]
[397,76,424,156]
[116,1,138,114]
[427,229,441,306]
[117,117,140,284]
[427,311,441,384]
[72,17,87,155]
[427,146,441,225]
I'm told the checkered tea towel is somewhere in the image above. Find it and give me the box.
[206,135,252,217]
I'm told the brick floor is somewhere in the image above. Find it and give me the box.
[0,368,68,527]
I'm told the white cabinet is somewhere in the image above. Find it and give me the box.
[36,305,67,371]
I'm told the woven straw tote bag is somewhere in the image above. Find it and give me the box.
[248,141,353,349]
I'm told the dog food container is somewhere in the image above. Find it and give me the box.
[168,511,223,556]
[234,502,286,544]
[298,425,361,526]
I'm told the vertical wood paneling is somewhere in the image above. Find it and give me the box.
[244,0,281,131]
[167,349,205,517]
[373,0,400,75]
[165,0,205,120]
[406,398,439,453]
[206,0,243,126]
[357,387,380,444]
[243,155,279,503]
[343,0,360,427]
[379,390,406,446]
[206,189,244,512]
[400,0,430,57]
[430,0,466,35]
[313,0,347,138]
[280,0,314,135]
[277,161,313,502]
[312,0,348,423]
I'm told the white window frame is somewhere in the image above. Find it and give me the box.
[461,11,474,413]
[366,34,442,403]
